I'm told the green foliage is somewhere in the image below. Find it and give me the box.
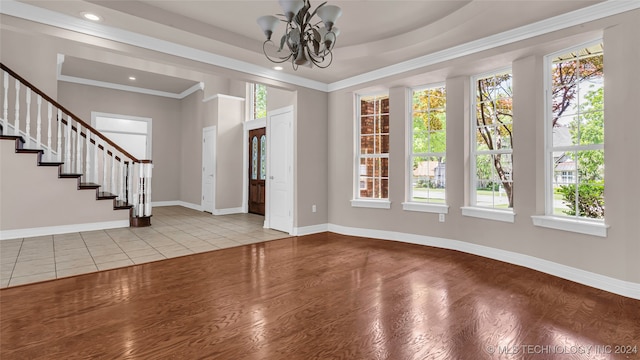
[557,182,604,218]
[253,84,267,119]
[412,87,446,156]
[567,87,604,181]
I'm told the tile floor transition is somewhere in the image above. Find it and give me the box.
[0,206,290,288]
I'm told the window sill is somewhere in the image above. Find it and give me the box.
[351,199,391,209]
[531,215,608,237]
[461,207,515,223]
[402,202,449,214]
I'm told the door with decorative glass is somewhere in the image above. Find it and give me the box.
[248,127,266,215]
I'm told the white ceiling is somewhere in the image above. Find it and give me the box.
[4,0,630,93]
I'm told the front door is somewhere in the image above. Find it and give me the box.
[248,128,266,215]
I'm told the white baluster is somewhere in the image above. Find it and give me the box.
[132,163,138,216]
[65,115,72,172]
[36,95,42,149]
[24,89,31,147]
[111,151,116,195]
[119,160,125,200]
[2,71,8,133]
[136,163,143,216]
[144,163,152,217]
[85,130,91,183]
[56,109,62,162]
[128,162,133,206]
[93,136,99,185]
[102,140,108,190]
[76,122,82,174]
[46,103,52,160]
[14,80,20,136]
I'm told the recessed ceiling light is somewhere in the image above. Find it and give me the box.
[273,66,283,71]
[81,12,102,21]
[128,76,136,81]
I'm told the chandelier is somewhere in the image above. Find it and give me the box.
[257,0,342,70]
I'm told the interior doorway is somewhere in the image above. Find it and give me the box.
[248,127,266,215]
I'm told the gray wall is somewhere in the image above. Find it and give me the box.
[327,11,640,283]
[57,82,182,202]
[2,6,637,286]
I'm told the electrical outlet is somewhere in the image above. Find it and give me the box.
[439,213,445,222]
[312,205,317,213]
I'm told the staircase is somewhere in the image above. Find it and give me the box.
[0,63,152,237]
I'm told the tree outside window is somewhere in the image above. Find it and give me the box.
[252,83,267,119]
[410,85,446,203]
[472,70,514,209]
[549,43,604,219]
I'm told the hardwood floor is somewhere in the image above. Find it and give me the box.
[1,232,638,359]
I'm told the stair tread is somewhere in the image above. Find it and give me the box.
[79,182,101,189]
[16,148,44,154]
[0,135,25,143]
[97,192,118,199]
[39,161,64,166]
[59,173,83,178]
[114,200,133,209]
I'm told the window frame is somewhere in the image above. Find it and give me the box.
[533,39,608,237]
[463,68,515,223]
[352,91,391,209]
[248,83,267,121]
[403,84,449,214]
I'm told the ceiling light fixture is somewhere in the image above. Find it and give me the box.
[273,66,283,71]
[128,76,136,81]
[81,12,102,21]
[257,0,342,70]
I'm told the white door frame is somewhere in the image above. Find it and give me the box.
[201,126,216,213]
[265,105,294,233]
[242,118,267,213]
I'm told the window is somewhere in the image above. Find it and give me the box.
[250,83,267,120]
[353,93,390,207]
[469,70,514,214]
[404,84,448,213]
[91,112,151,160]
[547,42,604,220]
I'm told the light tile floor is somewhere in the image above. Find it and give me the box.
[0,206,289,288]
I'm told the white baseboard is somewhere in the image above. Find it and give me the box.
[212,207,244,215]
[327,224,640,300]
[152,201,202,211]
[293,223,329,236]
[152,201,242,215]
[0,220,129,240]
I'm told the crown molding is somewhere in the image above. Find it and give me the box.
[2,0,638,93]
[327,1,640,92]
[57,74,203,99]
[0,0,328,92]
[202,94,246,103]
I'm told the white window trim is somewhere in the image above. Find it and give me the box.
[461,206,515,223]
[531,215,608,237]
[352,91,391,207]
[468,67,514,213]
[402,202,448,214]
[540,39,606,233]
[406,84,448,209]
[351,199,391,209]
[91,111,152,159]
[247,83,267,122]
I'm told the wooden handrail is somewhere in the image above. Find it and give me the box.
[0,62,151,164]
